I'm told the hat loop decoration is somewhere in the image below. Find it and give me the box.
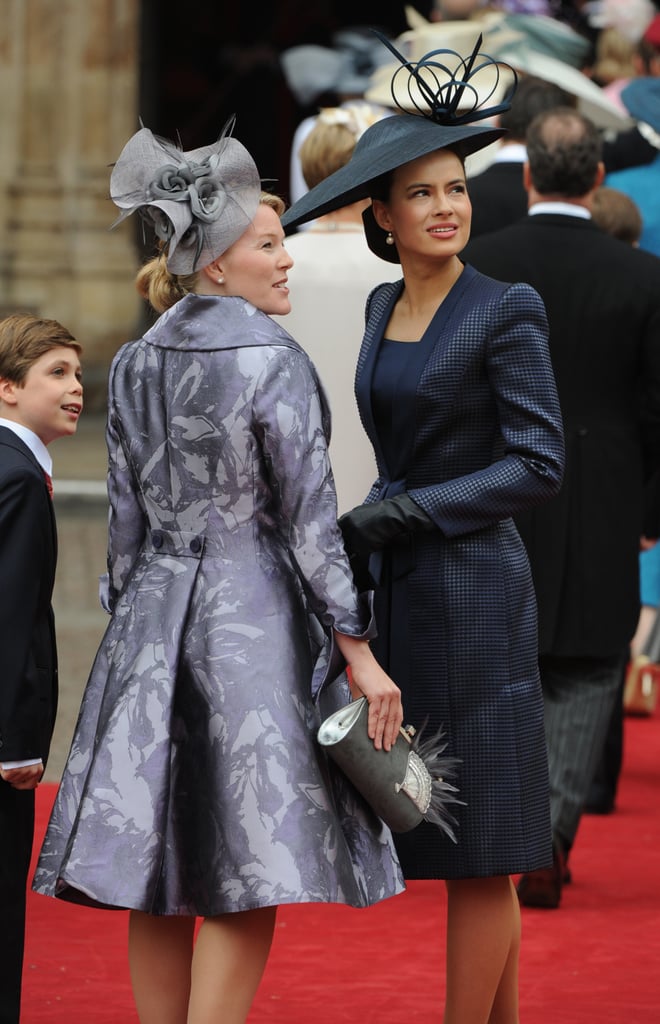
[110,118,261,275]
[281,32,517,253]
[376,30,517,126]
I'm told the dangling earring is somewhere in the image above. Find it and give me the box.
[385,232,394,246]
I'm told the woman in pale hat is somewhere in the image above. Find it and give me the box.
[33,124,407,1023]
[284,36,565,1023]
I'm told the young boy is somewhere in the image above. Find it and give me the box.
[0,314,82,1024]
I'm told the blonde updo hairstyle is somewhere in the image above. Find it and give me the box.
[299,119,359,191]
[298,105,382,191]
[136,191,286,314]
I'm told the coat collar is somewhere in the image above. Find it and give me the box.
[144,293,300,353]
[0,423,47,475]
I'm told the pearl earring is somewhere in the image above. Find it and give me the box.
[385,232,394,246]
[217,277,224,285]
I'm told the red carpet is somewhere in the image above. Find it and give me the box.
[24,712,660,1023]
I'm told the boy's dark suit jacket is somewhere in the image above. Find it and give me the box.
[0,425,58,761]
[0,424,58,1023]
[464,214,660,658]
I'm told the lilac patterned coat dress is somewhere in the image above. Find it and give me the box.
[33,294,404,916]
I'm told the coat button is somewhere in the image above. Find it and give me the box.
[152,531,163,549]
[189,537,202,554]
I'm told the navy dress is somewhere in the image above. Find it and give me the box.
[355,265,565,879]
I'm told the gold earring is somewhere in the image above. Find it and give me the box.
[385,232,394,246]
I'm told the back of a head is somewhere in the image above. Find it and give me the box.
[591,186,643,245]
[593,27,637,86]
[499,76,575,141]
[298,116,358,191]
[298,105,380,190]
[525,107,602,197]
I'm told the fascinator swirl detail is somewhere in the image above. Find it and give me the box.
[376,30,517,126]
[109,119,261,275]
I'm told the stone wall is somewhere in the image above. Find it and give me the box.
[0,0,142,406]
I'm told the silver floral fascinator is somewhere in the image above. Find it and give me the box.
[282,31,517,246]
[110,119,261,275]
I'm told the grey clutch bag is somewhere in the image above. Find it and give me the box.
[317,696,461,837]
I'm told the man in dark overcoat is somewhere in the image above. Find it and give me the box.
[467,76,573,239]
[464,106,660,908]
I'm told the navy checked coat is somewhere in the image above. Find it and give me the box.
[355,265,565,878]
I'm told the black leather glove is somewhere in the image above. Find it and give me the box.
[338,493,434,562]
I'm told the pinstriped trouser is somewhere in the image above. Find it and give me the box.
[539,651,627,852]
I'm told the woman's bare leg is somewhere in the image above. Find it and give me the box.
[487,878,521,1024]
[187,906,277,1024]
[443,875,520,1024]
[128,911,195,1024]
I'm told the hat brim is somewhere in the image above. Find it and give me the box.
[495,48,630,130]
[621,78,660,136]
[282,113,504,232]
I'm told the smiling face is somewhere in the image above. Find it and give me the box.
[372,149,471,264]
[212,203,294,316]
[0,346,83,445]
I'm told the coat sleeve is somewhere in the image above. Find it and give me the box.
[104,358,147,610]
[252,344,373,646]
[0,469,52,759]
[409,282,565,536]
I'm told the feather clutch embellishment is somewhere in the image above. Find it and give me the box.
[317,696,462,838]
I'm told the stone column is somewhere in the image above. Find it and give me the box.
[0,0,141,401]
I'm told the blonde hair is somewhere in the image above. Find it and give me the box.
[298,106,381,191]
[136,192,287,314]
[299,119,358,190]
[593,28,637,85]
[0,314,81,384]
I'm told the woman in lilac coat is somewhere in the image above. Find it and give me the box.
[34,129,404,1024]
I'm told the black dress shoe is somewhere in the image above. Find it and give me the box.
[517,844,566,909]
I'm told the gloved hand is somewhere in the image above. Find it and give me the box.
[338,493,434,562]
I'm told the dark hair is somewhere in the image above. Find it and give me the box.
[525,108,602,197]
[499,76,575,140]
[637,38,660,75]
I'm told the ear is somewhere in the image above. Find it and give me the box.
[201,259,225,286]
[594,161,606,189]
[371,199,392,233]
[0,377,18,406]
[522,162,532,192]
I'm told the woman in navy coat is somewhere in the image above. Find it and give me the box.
[283,37,565,1024]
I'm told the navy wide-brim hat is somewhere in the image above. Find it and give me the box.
[282,32,516,262]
